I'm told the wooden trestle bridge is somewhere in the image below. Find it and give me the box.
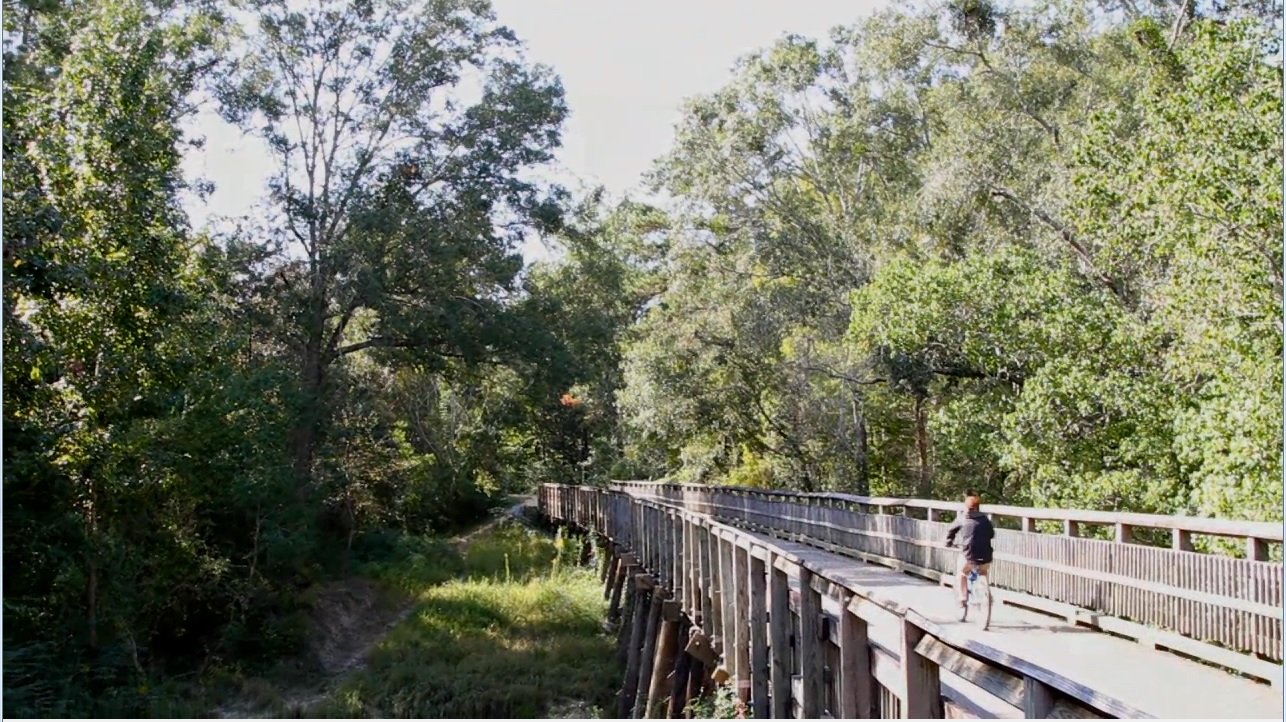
[538,482,1283,719]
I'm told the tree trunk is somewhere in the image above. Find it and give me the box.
[290,316,327,491]
[853,395,870,496]
[87,499,99,650]
[915,394,931,497]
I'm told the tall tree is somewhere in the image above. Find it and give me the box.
[219,0,568,486]
[3,0,239,710]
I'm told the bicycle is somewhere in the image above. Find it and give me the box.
[959,567,993,630]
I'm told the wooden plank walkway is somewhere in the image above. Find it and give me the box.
[772,537,1283,719]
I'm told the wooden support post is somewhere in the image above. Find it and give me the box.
[748,552,769,719]
[1173,528,1194,552]
[839,596,872,719]
[927,508,939,522]
[686,655,706,718]
[1021,517,1036,533]
[733,543,751,702]
[768,555,791,719]
[798,567,824,719]
[580,535,594,566]
[1247,537,1270,561]
[1115,523,1133,544]
[900,619,943,719]
[723,537,738,667]
[622,586,652,718]
[609,556,628,618]
[671,511,682,601]
[685,519,697,616]
[668,643,694,718]
[699,527,714,639]
[617,567,639,665]
[1064,519,1080,538]
[715,535,732,666]
[633,592,666,718]
[1022,675,1055,718]
[605,550,620,599]
[645,602,682,719]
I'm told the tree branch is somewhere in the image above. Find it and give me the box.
[332,336,421,356]
[989,184,1128,303]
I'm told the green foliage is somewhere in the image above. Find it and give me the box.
[2,0,584,712]
[686,683,751,719]
[617,0,1282,523]
[725,446,778,489]
[4,0,1279,712]
[309,524,617,718]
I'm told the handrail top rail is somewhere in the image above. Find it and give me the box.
[599,480,1284,542]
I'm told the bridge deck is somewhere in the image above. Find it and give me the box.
[768,537,1282,719]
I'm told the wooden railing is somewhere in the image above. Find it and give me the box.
[610,481,1283,557]
[540,484,1130,719]
[604,481,1283,684]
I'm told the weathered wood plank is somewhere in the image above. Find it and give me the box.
[748,550,770,719]
[1024,675,1056,719]
[1046,700,1106,719]
[633,592,665,718]
[645,610,680,718]
[768,552,792,719]
[668,649,693,719]
[902,618,944,719]
[838,595,872,719]
[734,542,751,702]
[621,587,650,718]
[914,633,1024,708]
[798,566,825,718]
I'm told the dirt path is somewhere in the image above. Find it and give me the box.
[214,497,536,719]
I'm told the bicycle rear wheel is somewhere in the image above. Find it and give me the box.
[974,577,993,630]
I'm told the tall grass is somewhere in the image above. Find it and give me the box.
[307,522,618,718]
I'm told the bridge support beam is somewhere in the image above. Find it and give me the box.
[667,622,694,719]
[616,564,640,665]
[621,579,651,718]
[645,601,681,718]
[839,593,872,718]
[901,617,943,719]
[768,554,791,719]
[733,544,751,703]
[748,553,769,719]
[797,567,824,718]
[608,556,630,623]
[597,536,613,584]
[632,590,665,718]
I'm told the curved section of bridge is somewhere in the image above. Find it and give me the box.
[538,482,1283,720]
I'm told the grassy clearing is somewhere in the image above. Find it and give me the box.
[303,522,618,718]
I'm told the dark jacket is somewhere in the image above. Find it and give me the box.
[945,510,995,564]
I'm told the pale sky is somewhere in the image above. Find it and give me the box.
[180,0,892,263]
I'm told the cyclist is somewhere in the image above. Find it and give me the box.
[944,494,995,621]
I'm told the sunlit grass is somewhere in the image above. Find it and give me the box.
[307,523,617,718]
